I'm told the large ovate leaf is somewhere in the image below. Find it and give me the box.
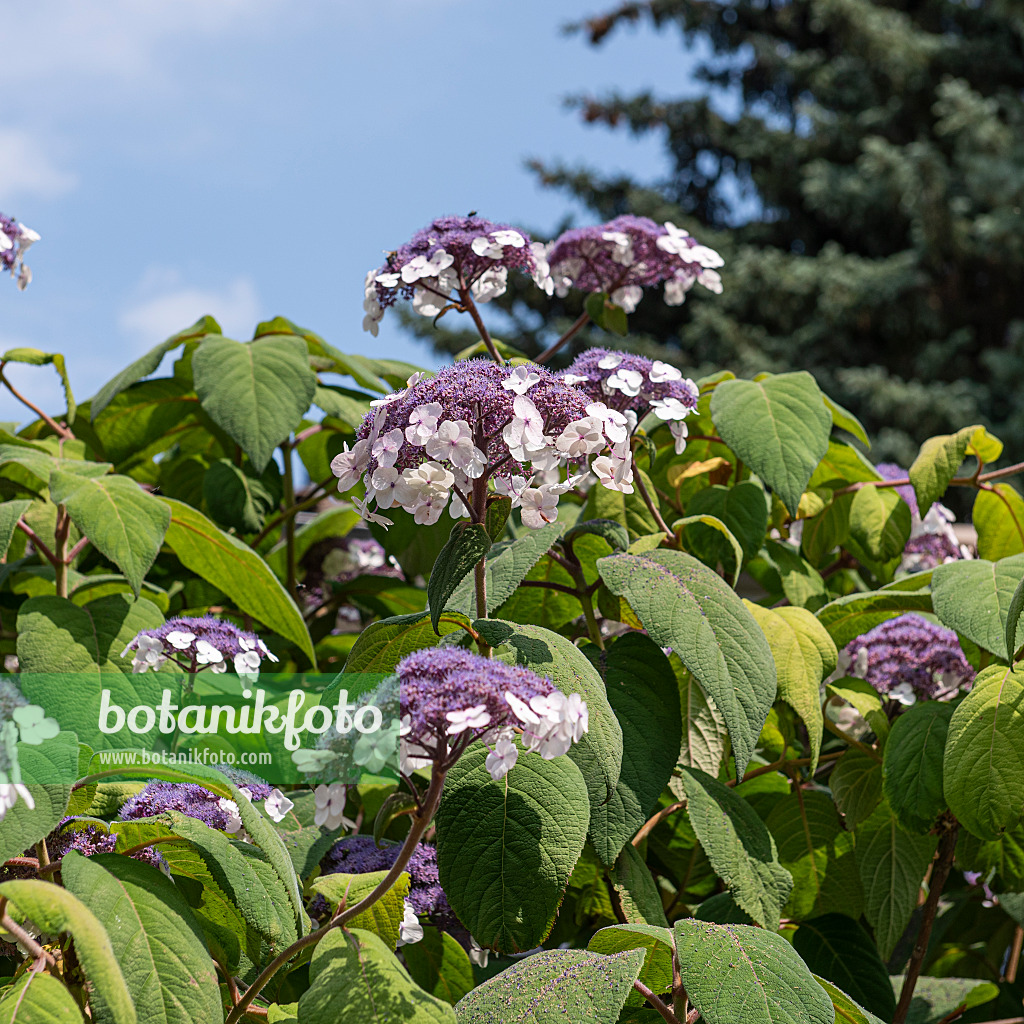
[829,750,883,828]
[848,484,911,563]
[435,742,590,953]
[909,425,1002,513]
[679,767,792,930]
[584,633,682,864]
[202,458,281,534]
[298,927,455,1024]
[49,470,170,596]
[473,619,623,820]
[343,610,472,671]
[814,976,886,1024]
[597,549,776,777]
[794,915,895,1022]
[883,701,953,834]
[453,948,645,1024]
[0,880,136,1024]
[0,499,31,559]
[308,870,409,950]
[674,918,834,1024]
[402,925,475,1006]
[587,924,674,1009]
[892,977,998,1024]
[766,791,861,921]
[973,483,1024,561]
[0,972,85,1024]
[429,522,492,631]
[744,603,834,771]
[90,316,220,418]
[943,663,1024,839]
[192,335,317,471]
[609,842,671,928]
[160,497,314,663]
[709,371,831,515]
[855,800,937,958]
[682,481,769,566]
[675,656,728,778]
[61,853,222,1024]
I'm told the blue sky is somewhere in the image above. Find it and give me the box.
[0,0,698,424]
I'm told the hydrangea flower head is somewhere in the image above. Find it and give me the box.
[0,214,39,290]
[560,347,699,454]
[539,215,723,312]
[333,360,638,528]
[397,647,589,780]
[120,616,279,678]
[843,613,975,704]
[363,215,537,335]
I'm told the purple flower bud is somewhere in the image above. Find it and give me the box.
[843,613,975,702]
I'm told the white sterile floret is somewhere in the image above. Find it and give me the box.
[670,420,689,455]
[351,495,394,529]
[124,634,166,674]
[331,440,371,491]
[555,417,606,458]
[611,285,642,313]
[592,441,634,494]
[471,235,504,259]
[0,783,34,824]
[314,783,347,830]
[520,486,559,529]
[485,731,519,780]
[492,229,527,248]
[0,232,11,252]
[195,640,224,667]
[425,420,486,477]
[397,901,424,947]
[586,402,632,444]
[502,395,549,461]
[650,396,692,421]
[656,222,692,255]
[264,788,294,823]
[597,352,623,370]
[371,428,404,469]
[234,649,261,678]
[445,704,492,735]
[401,249,454,284]
[471,267,508,303]
[493,474,530,507]
[649,360,683,383]
[394,462,455,508]
[602,230,634,266]
[606,368,644,397]
[166,630,195,650]
[469,937,489,968]
[698,268,723,293]
[218,798,244,834]
[889,682,917,707]
[370,466,400,508]
[502,365,541,395]
[405,403,443,445]
[375,271,400,288]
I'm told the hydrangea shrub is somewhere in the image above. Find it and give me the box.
[0,209,1022,1024]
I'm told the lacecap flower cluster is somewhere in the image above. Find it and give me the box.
[121,617,279,679]
[0,214,39,291]
[331,355,696,529]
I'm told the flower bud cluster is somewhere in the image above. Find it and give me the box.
[396,647,588,781]
[121,616,279,679]
[537,214,723,311]
[362,215,539,335]
[842,613,975,705]
[0,214,39,290]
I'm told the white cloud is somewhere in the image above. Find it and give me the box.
[118,270,263,348]
[0,128,77,200]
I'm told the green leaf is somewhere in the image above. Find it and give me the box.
[453,948,645,1024]
[49,470,170,596]
[674,512,744,585]
[1008,571,1024,662]
[587,924,674,1010]
[90,316,221,419]
[563,517,629,555]
[682,481,769,566]
[0,731,79,863]
[809,440,883,490]
[855,800,937,958]
[0,971,86,1023]
[203,459,281,534]
[943,663,1024,839]
[299,927,456,1024]
[584,633,682,864]
[793,915,895,1021]
[310,385,371,428]
[16,593,164,675]
[609,842,671,927]
[597,550,777,777]
[343,610,472,671]
[484,496,513,540]
[0,879,136,1024]
[710,372,832,516]
[160,497,315,664]
[824,395,870,448]
[435,742,590,953]
[448,520,566,616]
[765,792,861,921]
[825,678,890,741]
[0,499,31,559]
[974,483,1024,561]
[892,977,998,1024]
[816,588,933,648]
[675,656,728,777]
[829,750,883,828]
[848,485,912,563]
[813,976,886,1024]
[2,348,76,424]
[883,701,953,834]
[583,466,661,540]
[679,767,793,930]
[429,522,492,632]
[309,870,410,949]
[673,918,834,1024]
[61,853,222,1024]
[744,604,834,771]
[909,425,1002,512]
[753,540,828,610]
[402,926,475,1006]
[932,554,1024,660]
[473,619,623,823]
[192,335,317,471]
